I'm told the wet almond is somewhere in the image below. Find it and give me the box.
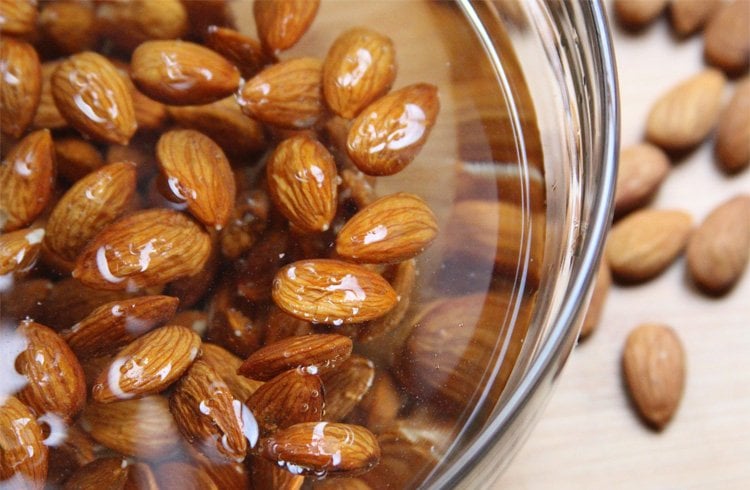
[0,396,48,488]
[54,137,104,183]
[200,343,264,402]
[0,37,41,138]
[0,0,37,36]
[95,0,189,52]
[39,1,97,55]
[205,25,270,78]
[0,227,44,275]
[254,0,320,54]
[321,356,375,422]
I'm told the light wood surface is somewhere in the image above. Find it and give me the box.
[497,7,750,490]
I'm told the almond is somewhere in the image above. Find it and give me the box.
[47,425,96,486]
[336,192,438,263]
[353,371,401,434]
[266,135,338,233]
[205,283,264,357]
[579,260,611,339]
[606,209,693,282]
[347,83,439,176]
[126,463,159,490]
[323,28,396,119]
[190,447,250,490]
[238,333,352,381]
[200,343,264,402]
[108,59,169,132]
[272,259,398,324]
[63,457,130,489]
[262,305,316,346]
[614,0,668,28]
[16,320,87,422]
[156,129,236,229]
[259,422,380,477]
[91,325,201,403]
[238,57,324,129]
[716,77,750,173]
[154,461,219,490]
[0,0,38,36]
[73,209,212,290]
[703,0,750,75]
[686,194,750,294]
[669,0,720,36]
[81,395,182,460]
[131,40,240,106]
[45,161,137,265]
[0,129,56,233]
[54,137,104,183]
[321,356,374,422]
[205,25,270,79]
[38,1,97,55]
[169,359,248,463]
[219,187,270,260]
[646,68,726,151]
[0,396,48,488]
[623,323,686,430]
[95,0,189,52]
[1,37,41,138]
[33,61,68,130]
[254,0,320,54]
[250,456,304,490]
[62,295,179,359]
[614,143,671,217]
[0,227,44,275]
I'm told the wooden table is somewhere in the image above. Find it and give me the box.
[497,8,750,490]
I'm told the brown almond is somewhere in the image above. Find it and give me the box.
[606,209,693,282]
[623,323,685,430]
[614,143,671,217]
[1,37,41,138]
[205,25,270,79]
[0,0,38,36]
[200,343,264,402]
[254,0,320,54]
[95,0,189,52]
[259,422,380,477]
[63,457,129,489]
[219,187,270,260]
[82,395,182,460]
[39,1,97,55]
[54,137,104,183]
[614,0,668,28]
[686,195,750,294]
[0,129,56,232]
[262,305,316,346]
[323,27,397,119]
[47,425,96,486]
[704,0,750,75]
[354,371,401,434]
[131,40,240,106]
[238,334,353,381]
[205,282,264,357]
[156,129,236,229]
[33,61,68,130]
[272,259,398,324]
[190,447,250,490]
[0,226,44,275]
[154,461,218,490]
[336,192,438,263]
[669,0,720,36]
[0,396,48,487]
[716,77,750,173]
[108,59,169,132]
[250,456,304,490]
[238,57,324,129]
[646,69,726,151]
[266,135,338,233]
[579,260,611,339]
[347,83,440,176]
[321,356,375,422]
[73,209,212,290]
[62,295,180,359]
[92,325,201,403]
[169,359,248,463]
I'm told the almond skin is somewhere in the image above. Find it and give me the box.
[266,135,338,233]
[272,259,398,324]
[0,37,41,138]
[92,325,201,403]
[645,69,726,151]
[321,355,375,422]
[0,227,44,275]
[131,40,241,106]
[200,343,264,402]
[669,0,720,36]
[63,457,130,489]
[716,77,750,174]
[614,143,670,218]
[33,61,68,130]
[254,0,320,54]
[347,83,440,176]
[54,137,105,183]
[0,396,48,488]
[614,0,668,28]
[0,0,38,36]
[606,209,693,282]
[336,192,438,263]
[323,27,397,119]
[686,195,750,295]
[156,129,236,229]
[95,0,189,52]
[623,324,686,430]
[238,334,353,381]
[205,25,270,79]
[73,209,212,290]
[703,0,750,75]
[51,52,137,145]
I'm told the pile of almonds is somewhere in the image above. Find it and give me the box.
[585,0,750,430]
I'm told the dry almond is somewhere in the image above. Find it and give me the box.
[81,395,182,460]
[200,343,264,402]
[131,40,240,106]
[614,0,668,28]
[62,295,179,359]
[614,143,671,217]
[0,396,48,488]
[606,209,693,282]
[703,0,750,75]
[54,137,104,183]
[250,456,303,490]
[716,77,750,173]
[336,192,438,263]
[38,1,97,55]
[73,209,212,290]
[347,83,440,176]
[205,25,270,79]
[686,194,750,294]
[323,27,396,119]
[669,0,720,36]
[169,359,248,463]
[646,69,726,151]
[0,0,38,36]
[33,61,67,130]
[266,135,338,233]
[52,52,137,145]
[623,323,685,430]
[95,0,189,52]
[156,129,236,229]
[254,0,320,54]
[259,422,380,477]
[45,161,137,265]
[272,259,398,324]
[91,325,201,403]
[1,37,41,138]
[238,57,324,129]
[238,333,353,381]
[155,461,218,490]
[579,260,611,339]
[0,226,44,275]
[321,355,375,422]
[0,129,56,233]
[16,320,87,422]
